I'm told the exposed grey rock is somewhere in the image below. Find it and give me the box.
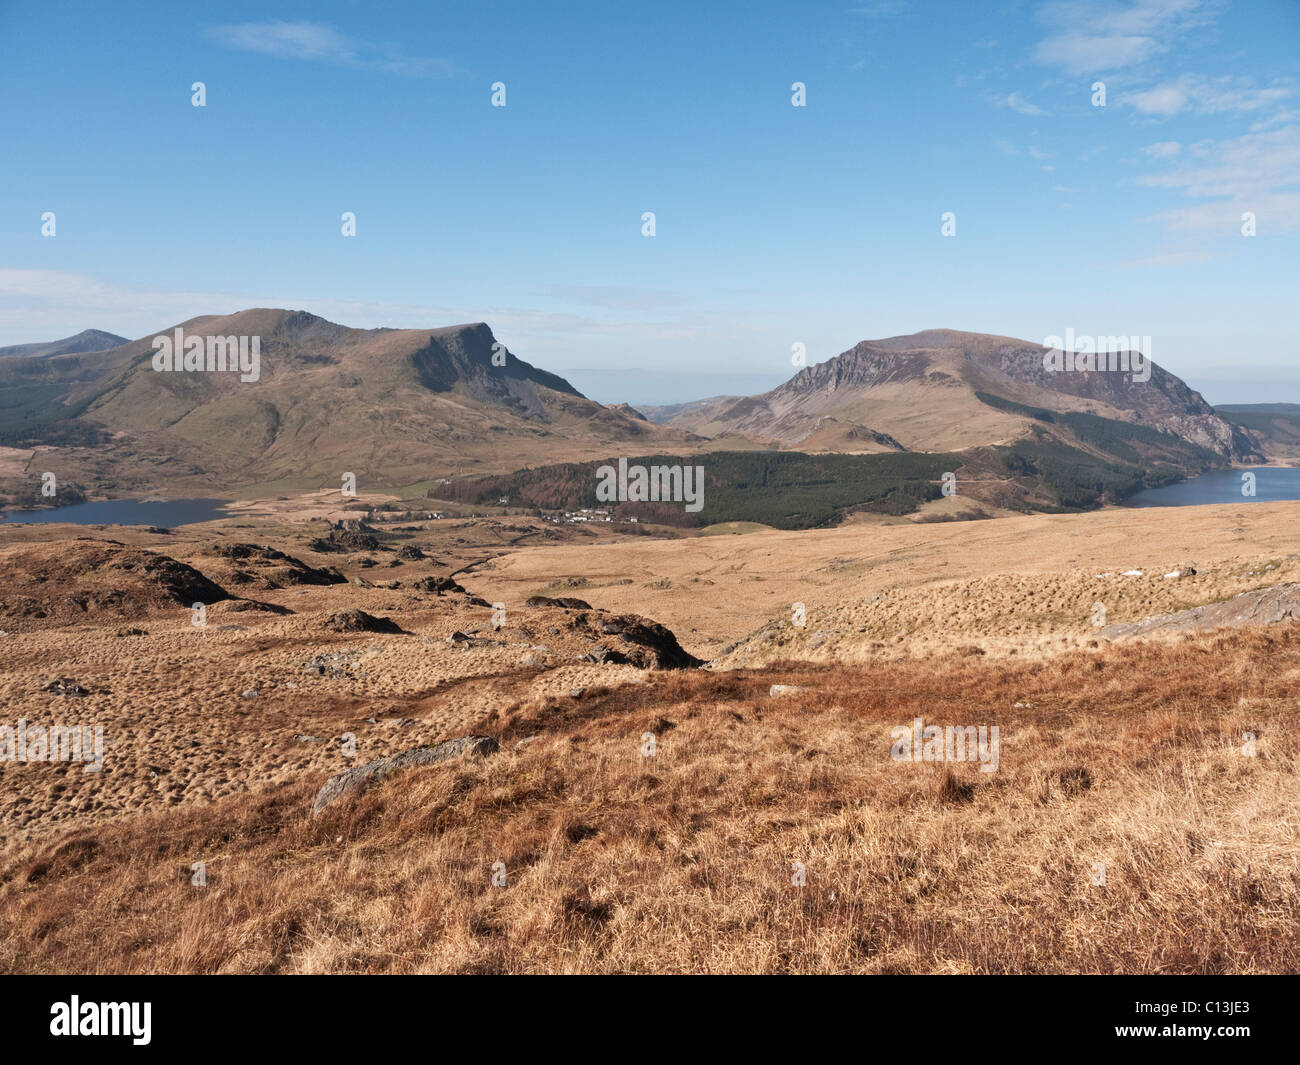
[309,519,385,554]
[209,542,346,586]
[1100,583,1300,639]
[526,595,593,610]
[44,677,89,696]
[769,684,805,696]
[312,736,499,814]
[415,575,466,595]
[324,609,405,634]
[572,612,703,669]
[303,650,360,676]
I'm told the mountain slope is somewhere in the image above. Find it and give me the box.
[669,329,1261,462]
[0,309,690,497]
[1217,404,1300,459]
[0,329,129,359]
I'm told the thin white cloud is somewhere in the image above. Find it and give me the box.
[1126,74,1293,117]
[1000,91,1051,116]
[204,20,459,78]
[1138,124,1300,232]
[1252,108,1300,133]
[1032,0,1218,75]
[848,2,910,16]
[1142,140,1181,157]
[207,21,355,61]
[0,269,722,353]
[1119,249,1213,267]
[535,285,684,312]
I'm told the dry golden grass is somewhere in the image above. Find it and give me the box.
[483,500,1300,658]
[3,626,1297,974]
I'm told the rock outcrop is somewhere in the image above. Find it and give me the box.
[312,736,499,814]
[324,609,406,634]
[571,611,703,669]
[1101,584,1300,639]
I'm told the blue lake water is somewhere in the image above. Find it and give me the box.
[1124,467,1300,508]
[0,498,231,526]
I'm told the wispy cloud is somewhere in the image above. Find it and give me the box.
[848,1,910,16]
[205,20,459,78]
[1126,74,1293,118]
[1138,124,1300,232]
[535,285,684,312]
[0,269,710,352]
[1032,0,1218,75]
[999,91,1052,116]
[1142,140,1181,157]
[1119,249,1214,267]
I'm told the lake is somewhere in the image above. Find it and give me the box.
[1124,467,1300,508]
[0,498,231,526]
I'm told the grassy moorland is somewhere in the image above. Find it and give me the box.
[3,627,1295,974]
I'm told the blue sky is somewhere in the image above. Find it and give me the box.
[1,0,1296,403]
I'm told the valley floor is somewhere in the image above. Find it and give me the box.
[0,500,1297,972]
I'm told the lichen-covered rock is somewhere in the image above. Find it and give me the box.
[324,609,405,634]
[311,736,499,814]
[526,595,593,610]
[1100,583,1300,639]
[571,612,702,669]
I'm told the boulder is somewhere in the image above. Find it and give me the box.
[414,575,466,595]
[209,543,346,586]
[44,678,89,697]
[526,595,593,610]
[309,519,385,554]
[1100,583,1300,639]
[324,609,405,634]
[575,612,702,669]
[311,736,499,814]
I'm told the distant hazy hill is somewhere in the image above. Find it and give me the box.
[668,329,1261,462]
[0,309,690,496]
[637,396,739,424]
[1217,403,1300,458]
[0,329,128,359]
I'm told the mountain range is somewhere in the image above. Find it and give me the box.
[0,329,129,360]
[0,312,1265,506]
[658,329,1258,462]
[0,309,688,498]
